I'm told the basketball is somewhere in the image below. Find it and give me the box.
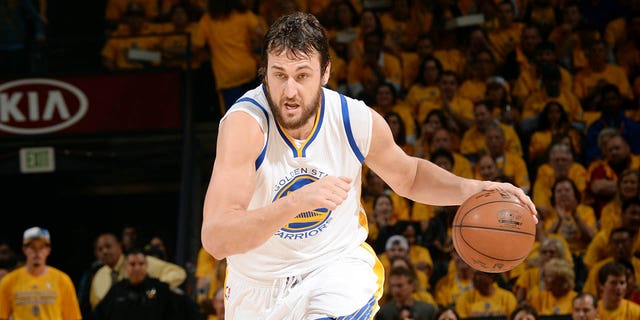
[452,189,536,273]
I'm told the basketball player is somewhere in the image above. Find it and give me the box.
[201,12,538,319]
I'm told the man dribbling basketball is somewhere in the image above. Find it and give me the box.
[201,12,538,319]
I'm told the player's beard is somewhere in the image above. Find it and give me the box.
[265,82,322,131]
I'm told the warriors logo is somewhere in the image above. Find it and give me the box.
[274,174,332,239]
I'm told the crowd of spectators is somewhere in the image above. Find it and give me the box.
[4,0,640,319]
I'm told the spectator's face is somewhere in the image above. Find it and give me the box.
[553,181,577,207]
[96,234,122,267]
[485,128,505,156]
[336,3,353,27]
[606,136,630,165]
[171,7,188,27]
[475,52,495,78]
[439,74,457,97]
[125,253,148,285]
[539,243,562,265]
[386,115,402,139]
[387,243,408,260]
[417,38,434,58]
[214,289,225,319]
[477,155,499,181]
[433,155,453,172]
[360,11,377,33]
[423,59,440,85]
[22,240,50,268]
[402,226,417,245]
[572,296,598,320]
[537,49,556,64]
[602,91,622,112]
[600,274,627,305]
[122,227,137,249]
[549,150,572,174]
[389,274,413,301]
[619,173,639,199]
[513,310,536,320]
[521,28,542,53]
[374,196,393,218]
[474,104,492,130]
[375,86,394,107]
[437,310,458,320]
[472,271,494,294]
[610,231,632,259]
[588,43,608,65]
[546,103,563,124]
[498,2,515,25]
[431,129,452,151]
[622,204,640,230]
[564,5,581,27]
[544,270,570,296]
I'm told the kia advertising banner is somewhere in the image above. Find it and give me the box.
[0,72,182,136]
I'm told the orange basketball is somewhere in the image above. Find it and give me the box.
[452,189,536,273]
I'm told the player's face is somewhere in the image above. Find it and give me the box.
[264,50,329,133]
[572,296,598,320]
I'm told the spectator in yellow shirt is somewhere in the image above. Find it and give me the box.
[527,101,584,167]
[528,258,578,316]
[347,31,402,98]
[454,271,517,318]
[488,0,525,66]
[478,123,530,193]
[597,261,640,319]
[461,100,523,163]
[532,143,587,213]
[600,169,640,231]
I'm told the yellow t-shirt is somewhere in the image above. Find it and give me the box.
[194,11,260,90]
[460,123,523,158]
[583,257,640,297]
[434,272,473,308]
[0,267,82,320]
[455,285,518,318]
[573,64,634,101]
[473,152,530,190]
[521,89,583,122]
[532,163,587,210]
[543,204,597,254]
[598,299,640,320]
[528,288,577,316]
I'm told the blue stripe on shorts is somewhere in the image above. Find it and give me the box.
[315,295,376,320]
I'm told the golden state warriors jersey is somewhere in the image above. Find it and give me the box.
[222,85,373,280]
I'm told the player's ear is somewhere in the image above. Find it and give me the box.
[321,61,331,86]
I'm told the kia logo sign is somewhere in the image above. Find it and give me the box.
[0,78,88,134]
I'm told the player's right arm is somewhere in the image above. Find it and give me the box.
[201,111,351,260]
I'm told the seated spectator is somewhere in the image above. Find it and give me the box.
[600,169,640,231]
[527,101,584,168]
[584,85,640,165]
[510,305,539,320]
[372,82,418,145]
[587,133,640,216]
[460,100,523,163]
[596,261,640,319]
[544,178,597,289]
[385,111,415,156]
[347,31,402,98]
[455,270,517,318]
[362,170,411,236]
[513,237,572,303]
[376,266,437,320]
[415,71,474,135]
[89,232,186,308]
[404,56,443,118]
[101,3,163,70]
[159,4,204,70]
[584,198,640,270]
[532,143,587,214]
[547,1,594,73]
[434,251,474,309]
[429,128,473,179]
[573,40,634,111]
[485,76,520,131]
[413,109,460,160]
[475,152,513,183]
[502,24,543,84]
[583,227,640,298]
[475,123,530,194]
[0,240,19,282]
[387,255,435,305]
[528,258,578,316]
[572,292,599,320]
[400,224,433,288]
[94,248,181,320]
[521,63,584,137]
[459,50,498,104]
[487,0,525,67]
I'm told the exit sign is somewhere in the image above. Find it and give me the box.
[19,147,55,173]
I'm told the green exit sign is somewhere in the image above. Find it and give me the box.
[19,147,55,173]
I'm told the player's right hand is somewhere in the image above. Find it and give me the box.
[290,176,352,211]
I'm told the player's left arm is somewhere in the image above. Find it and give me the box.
[364,111,537,219]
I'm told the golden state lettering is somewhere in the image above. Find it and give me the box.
[273,168,329,193]
[272,172,333,240]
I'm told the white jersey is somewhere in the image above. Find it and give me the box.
[222,84,373,280]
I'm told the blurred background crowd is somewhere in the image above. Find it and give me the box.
[3,0,640,319]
